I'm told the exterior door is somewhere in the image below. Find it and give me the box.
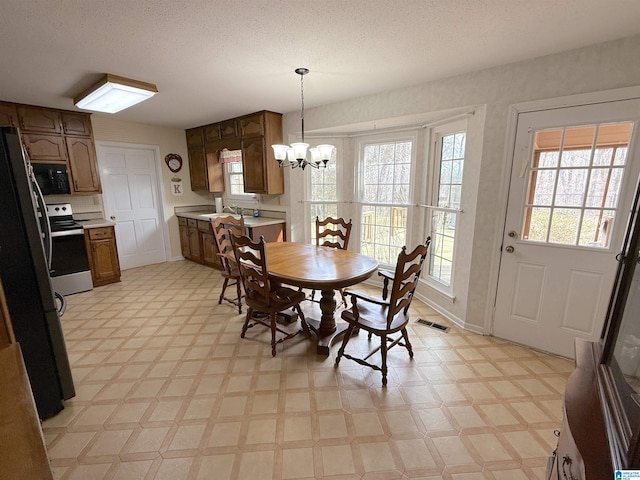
[494,99,640,358]
[97,144,166,270]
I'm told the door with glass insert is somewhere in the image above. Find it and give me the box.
[494,99,640,358]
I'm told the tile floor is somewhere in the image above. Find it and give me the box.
[42,260,573,480]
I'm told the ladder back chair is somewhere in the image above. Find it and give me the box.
[335,237,431,386]
[211,215,245,313]
[309,216,353,304]
[230,233,310,357]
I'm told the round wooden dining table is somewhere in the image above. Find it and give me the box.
[265,242,378,355]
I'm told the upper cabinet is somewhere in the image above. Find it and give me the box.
[14,104,101,195]
[185,110,283,195]
[0,102,17,128]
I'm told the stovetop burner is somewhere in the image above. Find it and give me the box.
[47,203,84,232]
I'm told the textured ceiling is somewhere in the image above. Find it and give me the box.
[1,0,639,129]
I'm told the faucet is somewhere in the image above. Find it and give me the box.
[222,204,238,214]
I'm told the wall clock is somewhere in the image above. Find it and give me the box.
[164,153,183,173]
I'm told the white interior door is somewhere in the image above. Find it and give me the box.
[494,99,640,358]
[97,144,166,270]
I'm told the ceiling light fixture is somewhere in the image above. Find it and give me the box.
[272,68,334,170]
[74,74,158,114]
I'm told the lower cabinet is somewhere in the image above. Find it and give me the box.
[84,226,121,287]
[178,216,285,268]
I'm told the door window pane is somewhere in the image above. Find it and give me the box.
[522,122,633,248]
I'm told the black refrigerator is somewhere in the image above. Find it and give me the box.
[0,127,74,419]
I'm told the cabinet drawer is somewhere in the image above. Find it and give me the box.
[187,218,198,228]
[87,227,114,240]
[198,220,211,232]
[240,113,264,138]
[178,217,188,227]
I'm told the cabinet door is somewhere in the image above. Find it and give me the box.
[188,227,202,262]
[61,112,92,136]
[240,112,264,138]
[0,102,17,128]
[220,119,238,139]
[22,133,67,162]
[205,142,224,192]
[188,146,208,191]
[201,231,221,268]
[241,136,267,194]
[179,224,190,258]
[66,137,101,193]
[17,106,62,133]
[186,127,204,148]
[91,239,121,285]
[204,124,221,143]
[249,223,285,243]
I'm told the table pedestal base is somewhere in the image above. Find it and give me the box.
[305,318,349,355]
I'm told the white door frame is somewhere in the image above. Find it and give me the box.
[485,85,640,334]
[96,141,172,266]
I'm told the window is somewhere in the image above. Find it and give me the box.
[221,149,251,199]
[308,147,338,243]
[428,129,466,286]
[522,122,632,248]
[359,138,413,265]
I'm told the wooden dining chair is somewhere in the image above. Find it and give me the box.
[308,216,353,304]
[335,237,431,386]
[211,215,245,313]
[230,233,310,356]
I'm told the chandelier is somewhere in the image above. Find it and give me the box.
[272,68,335,170]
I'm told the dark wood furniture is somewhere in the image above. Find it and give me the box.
[264,242,379,354]
[231,235,309,356]
[185,110,284,195]
[211,216,245,313]
[554,177,640,477]
[336,239,430,386]
[84,226,121,287]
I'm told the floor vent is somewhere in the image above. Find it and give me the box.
[416,318,450,332]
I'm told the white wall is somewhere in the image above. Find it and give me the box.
[90,116,215,259]
[281,34,640,332]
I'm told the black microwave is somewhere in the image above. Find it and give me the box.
[32,163,71,195]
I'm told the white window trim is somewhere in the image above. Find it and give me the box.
[224,162,253,202]
[356,130,419,269]
[422,119,468,295]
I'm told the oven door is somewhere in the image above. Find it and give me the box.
[50,230,89,277]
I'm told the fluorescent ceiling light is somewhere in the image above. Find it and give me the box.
[74,74,158,113]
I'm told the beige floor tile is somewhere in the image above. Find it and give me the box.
[46,261,570,480]
[321,444,357,476]
[195,454,236,480]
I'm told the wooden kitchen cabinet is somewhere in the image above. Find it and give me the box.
[199,220,221,268]
[66,136,101,193]
[240,111,283,194]
[0,102,17,128]
[17,106,62,134]
[248,223,285,243]
[22,133,68,162]
[85,226,121,287]
[178,217,203,263]
[186,126,224,193]
[14,103,101,194]
[185,110,283,195]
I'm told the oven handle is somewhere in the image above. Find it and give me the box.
[27,158,53,270]
[51,229,85,238]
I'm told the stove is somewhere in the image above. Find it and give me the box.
[47,204,84,236]
[46,204,92,295]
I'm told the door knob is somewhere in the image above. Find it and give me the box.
[110,215,116,220]
[508,231,518,238]
[505,246,515,253]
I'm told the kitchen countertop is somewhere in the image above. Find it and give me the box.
[176,211,285,228]
[77,219,116,229]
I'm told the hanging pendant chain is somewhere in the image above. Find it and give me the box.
[300,73,305,143]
